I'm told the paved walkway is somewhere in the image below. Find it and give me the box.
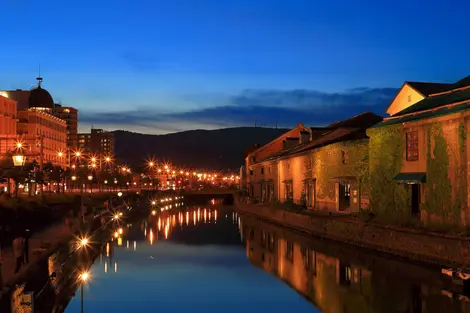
[0,222,74,287]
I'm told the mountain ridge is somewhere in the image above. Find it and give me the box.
[112,127,290,170]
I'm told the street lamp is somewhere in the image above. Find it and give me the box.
[117,192,123,205]
[88,175,93,195]
[12,154,25,167]
[79,271,89,313]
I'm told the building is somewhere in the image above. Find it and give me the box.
[53,104,79,150]
[0,77,68,167]
[1,77,79,152]
[78,128,114,156]
[246,112,382,212]
[17,108,67,167]
[386,81,451,116]
[245,123,312,198]
[369,75,470,226]
[0,95,18,154]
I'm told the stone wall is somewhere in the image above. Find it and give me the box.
[236,198,470,267]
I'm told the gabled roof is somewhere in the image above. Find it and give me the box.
[326,111,383,129]
[406,81,452,97]
[394,87,470,117]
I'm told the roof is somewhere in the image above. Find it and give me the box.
[327,111,383,129]
[406,81,451,97]
[372,102,470,128]
[393,172,426,183]
[257,127,364,163]
[29,86,54,109]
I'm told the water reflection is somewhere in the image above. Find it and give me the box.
[242,213,470,313]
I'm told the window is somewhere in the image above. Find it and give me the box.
[344,184,351,200]
[249,170,253,176]
[261,167,264,175]
[261,231,266,247]
[339,263,352,286]
[301,247,311,270]
[268,233,275,251]
[285,181,293,200]
[341,150,348,164]
[406,130,419,161]
[287,161,291,172]
[268,166,271,174]
[285,241,294,262]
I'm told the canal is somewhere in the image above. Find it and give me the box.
[48,199,470,312]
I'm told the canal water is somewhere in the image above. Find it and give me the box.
[58,200,470,313]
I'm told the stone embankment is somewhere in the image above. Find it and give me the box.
[235,197,470,268]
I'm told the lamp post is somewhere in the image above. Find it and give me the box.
[88,175,93,194]
[79,271,89,313]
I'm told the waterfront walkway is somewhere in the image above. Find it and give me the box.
[0,221,74,287]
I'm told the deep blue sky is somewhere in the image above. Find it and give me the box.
[2,0,470,134]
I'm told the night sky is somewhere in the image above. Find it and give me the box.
[2,0,470,134]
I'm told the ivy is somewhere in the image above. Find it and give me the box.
[459,121,467,153]
[367,126,409,218]
[420,122,465,226]
[313,140,369,201]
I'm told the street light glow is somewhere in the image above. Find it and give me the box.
[80,271,89,282]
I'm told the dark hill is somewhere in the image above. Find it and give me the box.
[113,127,289,171]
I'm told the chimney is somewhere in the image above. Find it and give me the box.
[299,131,310,144]
[283,137,299,150]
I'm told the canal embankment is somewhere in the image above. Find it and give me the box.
[0,198,135,312]
[234,197,470,268]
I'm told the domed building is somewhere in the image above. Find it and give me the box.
[28,83,55,109]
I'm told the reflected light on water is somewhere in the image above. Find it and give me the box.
[193,211,196,225]
[186,211,189,225]
[126,240,129,249]
[133,241,137,251]
[117,237,123,246]
[158,218,161,231]
[164,224,169,239]
[106,243,110,257]
[104,261,108,273]
[204,209,207,224]
[149,229,154,245]
[114,262,118,273]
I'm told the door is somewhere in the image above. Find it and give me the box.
[411,184,420,217]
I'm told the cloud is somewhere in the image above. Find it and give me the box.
[79,87,397,133]
[121,51,158,71]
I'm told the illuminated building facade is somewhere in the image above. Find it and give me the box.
[0,95,18,154]
[78,128,114,155]
[17,108,67,167]
[54,104,78,150]
[1,76,68,167]
[1,76,79,158]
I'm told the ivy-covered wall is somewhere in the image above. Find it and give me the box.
[312,139,369,210]
[368,126,410,218]
[421,121,466,225]
[369,118,468,227]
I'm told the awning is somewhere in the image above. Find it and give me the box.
[330,176,357,183]
[393,172,426,184]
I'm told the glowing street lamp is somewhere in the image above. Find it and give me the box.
[88,175,93,181]
[57,151,64,158]
[72,176,77,181]
[12,154,25,167]
[79,271,89,313]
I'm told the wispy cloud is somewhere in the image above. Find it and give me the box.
[121,51,158,71]
[79,87,397,133]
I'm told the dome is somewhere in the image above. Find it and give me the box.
[28,86,54,108]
